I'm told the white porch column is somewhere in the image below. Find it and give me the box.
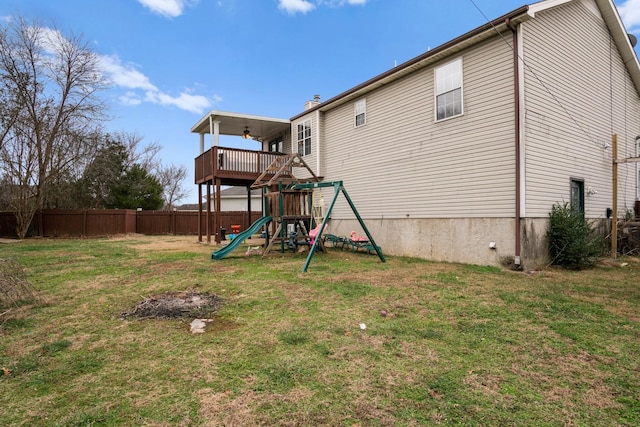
[214,120,220,147]
[199,133,205,154]
[209,117,220,147]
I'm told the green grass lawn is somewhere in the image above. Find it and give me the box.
[1,236,639,426]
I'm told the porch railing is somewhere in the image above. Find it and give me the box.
[195,146,285,184]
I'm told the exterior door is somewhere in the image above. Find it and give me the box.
[570,179,584,214]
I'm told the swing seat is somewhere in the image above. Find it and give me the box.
[323,234,347,248]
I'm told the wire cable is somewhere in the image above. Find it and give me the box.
[468,0,600,148]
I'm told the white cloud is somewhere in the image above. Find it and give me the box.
[145,90,212,114]
[99,54,215,114]
[137,0,198,18]
[119,91,142,106]
[28,27,72,54]
[278,0,315,15]
[99,55,158,92]
[278,0,367,14]
[318,0,367,5]
[618,0,640,32]
[0,16,12,23]
[22,23,212,114]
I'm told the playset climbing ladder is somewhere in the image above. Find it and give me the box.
[251,153,322,255]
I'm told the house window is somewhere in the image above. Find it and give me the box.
[355,99,366,127]
[570,178,585,215]
[269,138,283,153]
[297,119,312,156]
[435,58,463,121]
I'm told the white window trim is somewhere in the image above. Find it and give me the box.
[268,137,283,153]
[434,57,464,122]
[297,119,312,156]
[354,99,366,127]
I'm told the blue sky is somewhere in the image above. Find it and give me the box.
[1,0,639,205]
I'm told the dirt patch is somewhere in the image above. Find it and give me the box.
[121,290,224,320]
[197,387,319,426]
[133,236,207,252]
[117,234,266,253]
[0,238,22,244]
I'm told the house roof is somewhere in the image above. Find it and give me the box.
[528,0,639,90]
[218,186,262,197]
[291,0,640,120]
[591,0,640,90]
[191,110,290,140]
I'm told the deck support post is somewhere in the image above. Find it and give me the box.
[247,186,253,230]
[215,178,221,244]
[206,182,211,244]
[198,184,203,242]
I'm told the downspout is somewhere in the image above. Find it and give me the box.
[506,17,522,268]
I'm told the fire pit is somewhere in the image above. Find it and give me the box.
[121,290,224,320]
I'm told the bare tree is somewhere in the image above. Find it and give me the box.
[0,17,108,237]
[156,163,188,210]
[42,129,103,208]
[0,120,38,234]
[108,130,162,173]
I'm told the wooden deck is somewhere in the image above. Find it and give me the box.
[195,146,286,186]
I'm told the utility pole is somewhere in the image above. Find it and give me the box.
[611,133,640,258]
[612,134,618,258]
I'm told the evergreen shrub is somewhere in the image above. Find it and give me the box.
[547,202,605,269]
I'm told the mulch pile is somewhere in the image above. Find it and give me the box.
[121,290,224,320]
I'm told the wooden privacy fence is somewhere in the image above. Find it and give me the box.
[0,209,261,238]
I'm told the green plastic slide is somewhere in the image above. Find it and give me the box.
[211,216,272,260]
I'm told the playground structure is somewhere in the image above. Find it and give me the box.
[212,153,385,271]
[251,153,324,257]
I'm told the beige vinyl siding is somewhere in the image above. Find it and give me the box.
[283,131,291,155]
[321,36,516,219]
[262,130,292,154]
[318,110,326,177]
[522,0,640,218]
